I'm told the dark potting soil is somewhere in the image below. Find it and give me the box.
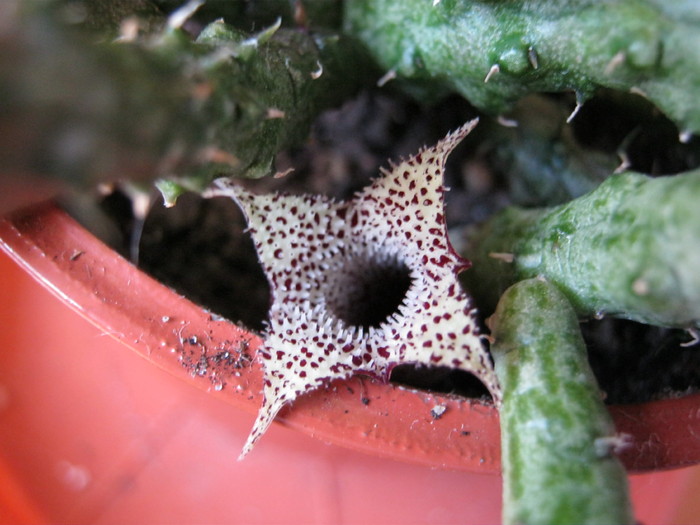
[79,89,700,405]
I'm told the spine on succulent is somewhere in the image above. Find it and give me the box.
[345,0,700,137]
[490,278,633,525]
[2,0,375,205]
[461,169,700,331]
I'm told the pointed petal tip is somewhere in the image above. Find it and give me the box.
[238,396,285,458]
[440,118,480,151]
[412,118,480,162]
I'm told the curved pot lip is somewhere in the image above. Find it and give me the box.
[1,201,699,473]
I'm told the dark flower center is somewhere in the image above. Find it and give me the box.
[328,251,413,330]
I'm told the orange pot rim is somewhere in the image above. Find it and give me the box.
[1,201,698,473]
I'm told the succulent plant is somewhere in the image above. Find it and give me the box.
[1,0,374,205]
[461,169,700,333]
[205,120,501,457]
[491,279,633,525]
[345,0,700,138]
[6,1,700,523]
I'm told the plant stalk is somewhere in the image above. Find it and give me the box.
[0,0,374,206]
[462,170,700,329]
[490,278,633,525]
[346,0,700,136]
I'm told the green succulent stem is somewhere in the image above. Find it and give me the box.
[490,278,633,525]
[1,1,374,205]
[345,0,700,136]
[462,170,700,329]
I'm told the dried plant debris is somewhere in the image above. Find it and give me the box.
[205,120,501,457]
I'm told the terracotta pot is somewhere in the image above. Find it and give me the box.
[2,201,700,473]
[1,202,700,523]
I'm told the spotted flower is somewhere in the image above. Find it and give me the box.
[206,119,501,458]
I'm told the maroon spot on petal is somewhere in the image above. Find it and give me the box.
[434,255,452,266]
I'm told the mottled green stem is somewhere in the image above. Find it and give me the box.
[462,170,700,329]
[491,278,633,525]
[1,1,373,206]
[345,0,700,136]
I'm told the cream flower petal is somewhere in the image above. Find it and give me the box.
[205,118,501,458]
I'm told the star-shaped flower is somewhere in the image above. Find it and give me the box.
[205,119,501,458]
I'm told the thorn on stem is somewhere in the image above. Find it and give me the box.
[377,69,397,87]
[484,64,500,83]
[629,86,648,99]
[679,130,693,144]
[167,0,205,30]
[604,51,626,75]
[310,60,323,79]
[488,252,515,263]
[681,328,700,347]
[566,99,583,124]
[527,46,539,69]
[496,116,519,128]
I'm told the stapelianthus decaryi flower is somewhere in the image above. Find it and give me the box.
[205,119,501,457]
